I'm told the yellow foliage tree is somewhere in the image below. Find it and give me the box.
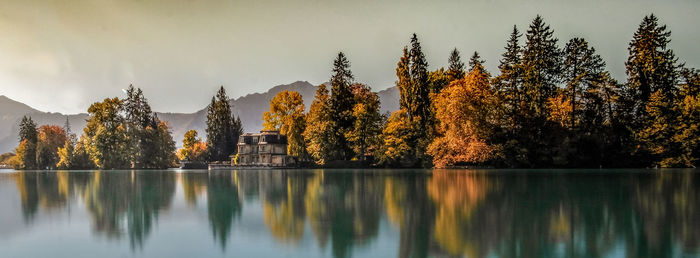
[177,130,207,162]
[378,109,417,167]
[427,65,499,168]
[547,92,573,128]
[262,90,307,159]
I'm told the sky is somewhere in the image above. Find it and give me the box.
[0,0,698,114]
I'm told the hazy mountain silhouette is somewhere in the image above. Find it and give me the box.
[0,82,399,153]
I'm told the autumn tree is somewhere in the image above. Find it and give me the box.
[84,97,130,169]
[428,68,449,96]
[10,116,38,169]
[377,110,418,167]
[206,86,242,162]
[9,140,34,170]
[626,14,679,122]
[626,14,684,167]
[429,48,465,95]
[263,90,307,159]
[666,68,700,167]
[304,84,336,164]
[177,130,208,162]
[57,127,94,169]
[428,56,499,167]
[388,33,434,167]
[346,84,384,161]
[35,125,67,169]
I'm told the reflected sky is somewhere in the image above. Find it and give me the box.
[0,169,698,257]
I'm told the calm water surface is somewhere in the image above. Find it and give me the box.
[0,169,698,258]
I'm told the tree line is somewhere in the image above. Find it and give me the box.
[10,85,177,169]
[8,85,244,169]
[8,14,698,169]
[264,14,699,168]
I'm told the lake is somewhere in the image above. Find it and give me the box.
[0,169,697,258]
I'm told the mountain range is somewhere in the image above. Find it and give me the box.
[0,81,399,153]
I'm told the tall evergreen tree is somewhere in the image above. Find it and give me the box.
[15,116,38,169]
[625,14,680,124]
[492,25,525,167]
[446,48,465,82]
[468,51,486,73]
[63,117,71,135]
[562,38,606,129]
[123,85,155,168]
[388,33,434,167]
[205,86,241,162]
[408,33,431,126]
[328,52,356,160]
[519,15,563,167]
[627,15,684,167]
[522,15,562,117]
[19,116,38,144]
[493,25,523,134]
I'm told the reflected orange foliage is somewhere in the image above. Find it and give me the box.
[427,171,492,256]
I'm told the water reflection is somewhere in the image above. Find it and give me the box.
[206,172,242,249]
[0,169,698,257]
[82,171,176,249]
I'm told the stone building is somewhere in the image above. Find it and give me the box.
[234,130,292,166]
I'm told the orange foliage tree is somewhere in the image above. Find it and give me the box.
[428,64,500,168]
[36,125,67,169]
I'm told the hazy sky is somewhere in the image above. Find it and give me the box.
[0,0,698,114]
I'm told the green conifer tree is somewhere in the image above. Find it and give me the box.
[205,86,240,162]
[446,48,465,83]
[626,14,680,125]
[328,52,356,160]
[562,37,606,130]
[519,15,563,166]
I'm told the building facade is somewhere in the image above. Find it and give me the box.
[234,130,292,166]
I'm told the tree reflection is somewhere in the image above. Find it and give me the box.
[261,172,308,243]
[427,170,493,257]
[4,169,699,257]
[634,171,699,257]
[383,171,434,258]
[12,171,91,222]
[181,172,207,206]
[252,170,383,258]
[81,171,176,250]
[207,171,242,249]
